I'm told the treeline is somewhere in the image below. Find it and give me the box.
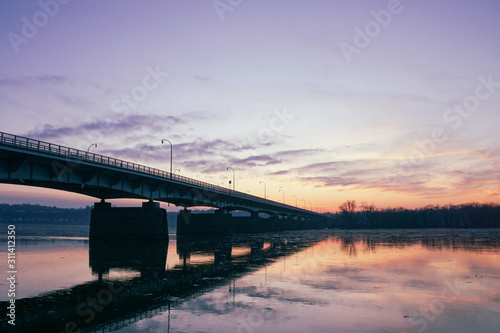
[332,201,500,229]
[0,203,91,225]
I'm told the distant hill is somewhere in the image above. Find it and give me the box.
[0,203,92,225]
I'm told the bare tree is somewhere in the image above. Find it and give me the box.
[339,200,357,214]
[360,201,377,227]
[338,200,357,228]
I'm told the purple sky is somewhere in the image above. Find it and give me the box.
[1,0,499,210]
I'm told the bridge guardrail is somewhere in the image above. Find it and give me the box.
[0,131,317,214]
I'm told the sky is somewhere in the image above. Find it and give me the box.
[0,0,499,211]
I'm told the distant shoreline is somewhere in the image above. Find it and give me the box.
[2,202,499,230]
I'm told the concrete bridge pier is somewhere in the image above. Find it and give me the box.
[214,242,233,264]
[232,212,266,233]
[265,215,284,232]
[282,216,297,230]
[90,200,168,241]
[250,240,265,258]
[177,209,232,236]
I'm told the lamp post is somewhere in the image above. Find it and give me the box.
[292,195,297,207]
[279,189,285,204]
[259,181,267,199]
[302,199,306,209]
[86,143,98,161]
[87,143,97,152]
[173,169,180,179]
[227,167,235,191]
[161,139,173,178]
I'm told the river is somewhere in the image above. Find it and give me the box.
[1,224,499,332]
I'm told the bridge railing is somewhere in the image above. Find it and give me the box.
[0,132,317,214]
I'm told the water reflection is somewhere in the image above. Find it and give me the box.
[89,239,168,280]
[1,229,500,333]
[0,231,327,333]
[122,229,500,333]
[335,229,500,256]
[176,236,278,266]
[176,235,233,266]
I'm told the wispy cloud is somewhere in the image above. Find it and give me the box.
[0,75,70,87]
[274,148,323,160]
[26,113,185,140]
[268,148,500,200]
[193,75,210,83]
[99,137,259,173]
[229,154,281,167]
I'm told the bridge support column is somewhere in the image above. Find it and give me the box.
[284,216,303,230]
[177,209,232,236]
[266,215,284,232]
[232,212,265,233]
[250,240,265,258]
[90,201,168,241]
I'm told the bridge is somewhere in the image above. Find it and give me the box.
[0,132,327,236]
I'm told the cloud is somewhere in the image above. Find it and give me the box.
[487,189,500,198]
[229,155,281,168]
[25,113,185,140]
[268,149,500,200]
[0,75,119,122]
[182,160,228,174]
[193,75,210,83]
[189,138,255,153]
[274,148,323,160]
[180,148,322,172]
[98,137,260,174]
[0,75,69,87]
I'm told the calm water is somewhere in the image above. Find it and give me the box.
[1,224,500,333]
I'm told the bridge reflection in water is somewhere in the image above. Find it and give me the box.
[1,225,327,333]
[89,239,169,281]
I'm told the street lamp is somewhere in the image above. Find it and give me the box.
[279,189,285,204]
[292,195,297,207]
[161,139,173,178]
[259,181,267,199]
[227,167,235,191]
[302,199,306,209]
[87,143,97,152]
[174,169,180,174]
